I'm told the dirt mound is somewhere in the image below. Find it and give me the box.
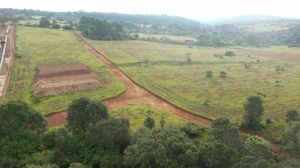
[33,64,103,96]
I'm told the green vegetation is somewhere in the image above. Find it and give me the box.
[0,99,299,167]
[88,40,300,122]
[242,96,264,130]
[7,26,125,114]
[79,16,129,40]
[39,17,50,27]
[110,104,186,131]
[66,97,108,133]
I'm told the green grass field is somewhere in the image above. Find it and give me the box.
[7,26,125,115]
[110,104,186,131]
[89,40,300,122]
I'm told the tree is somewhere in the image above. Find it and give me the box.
[244,136,273,159]
[286,110,300,122]
[67,97,108,133]
[281,121,300,157]
[233,155,277,168]
[243,96,264,130]
[40,17,50,27]
[197,141,233,168]
[181,121,205,139]
[211,118,244,161]
[0,101,46,137]
[79,16,129,40]
[86,118,130,153]
[144,116,155,129]
[124,126,197,168]
[0,130,41,164]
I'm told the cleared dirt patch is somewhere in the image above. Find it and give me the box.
[33,64,103,96]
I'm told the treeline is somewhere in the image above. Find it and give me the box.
[78,16,129,40]
[0,97,300,168]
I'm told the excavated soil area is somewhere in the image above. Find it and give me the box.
[33,64,103,96]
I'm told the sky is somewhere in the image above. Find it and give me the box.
[1,0,300,21]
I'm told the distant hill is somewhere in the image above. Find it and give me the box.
[0,8,203,28]
[212,15,287,25]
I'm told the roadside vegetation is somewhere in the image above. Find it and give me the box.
[7,26,124,114]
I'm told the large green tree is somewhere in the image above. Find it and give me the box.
[211,118,244,161]
[86,118,130,153]
[39,17,50,27]
[66,97,108,133]
[124,126,197,168]
[243,96,264,130]
[0,101,47,137]
[281,121,300,157]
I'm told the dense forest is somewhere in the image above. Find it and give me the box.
[0,97,299,168]
[78,17,129,40]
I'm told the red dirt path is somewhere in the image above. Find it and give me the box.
[46,31,283,156]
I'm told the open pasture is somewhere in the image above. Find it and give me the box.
[7,26,124,114]
[89,40,300,121]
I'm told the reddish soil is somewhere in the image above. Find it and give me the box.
[33,64,103,97]
[46,31,282,156]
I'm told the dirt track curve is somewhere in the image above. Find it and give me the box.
[47,31,282,156]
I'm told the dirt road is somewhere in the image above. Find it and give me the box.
[0,26,15,100]
[47,31,282,156]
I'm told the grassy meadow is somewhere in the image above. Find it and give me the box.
[7,26,125,115]
[110,104,186,131]
[89,40,300,122]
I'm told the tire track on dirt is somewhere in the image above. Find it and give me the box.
[47,31,282,156]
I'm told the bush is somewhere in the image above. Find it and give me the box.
[206,71,213,78]
[224,51,236,56]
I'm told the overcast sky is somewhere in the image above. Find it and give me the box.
[2,0,300,21]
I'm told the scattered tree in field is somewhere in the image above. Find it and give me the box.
[281,121,300,157]
[220,71,227,78]
[275,65,285,72]
[206,70,213,78]
[160,116,166,128]
[39,17,50,27]
[244,63,251,69]
[243,96,264,130]
[67,97,108,133]
[143,116,155,129]
[286,110,300,122]
[224,51,236,56]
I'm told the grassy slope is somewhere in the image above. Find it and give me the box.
[110,104,186,131]
[7,26,125,115]
[89,40,300,122]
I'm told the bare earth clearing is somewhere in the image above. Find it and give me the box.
[33,64,103,96]
[47,31,282,156]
